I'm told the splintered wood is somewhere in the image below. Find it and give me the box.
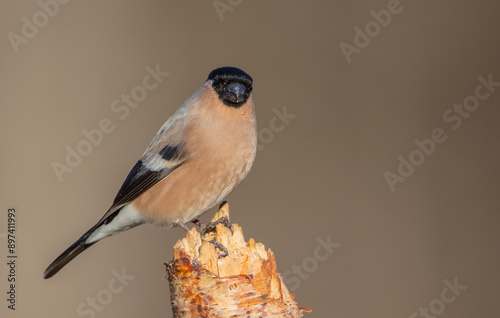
[166,203,311,318]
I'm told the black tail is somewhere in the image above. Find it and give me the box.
[43,227,97,279]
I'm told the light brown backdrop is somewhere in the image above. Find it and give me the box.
[2,1,500,317]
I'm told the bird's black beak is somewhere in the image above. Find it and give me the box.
[224,82,246,104]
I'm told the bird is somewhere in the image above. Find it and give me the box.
[44,66,257,279]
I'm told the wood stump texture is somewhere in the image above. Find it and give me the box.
[166,203,311,317]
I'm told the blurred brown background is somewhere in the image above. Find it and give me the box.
[2,1,500,317]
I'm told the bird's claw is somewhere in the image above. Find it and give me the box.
[200,216,234,236]
[203,240,229,258]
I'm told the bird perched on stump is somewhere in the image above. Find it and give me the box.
[44,66,257,279]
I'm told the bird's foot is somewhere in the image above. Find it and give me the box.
[194,217,234,236]
[176,221,191,232]
[203,240,229,258]
[179,220,229,257]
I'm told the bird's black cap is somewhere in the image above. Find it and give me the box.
[208,66,252,84]
[208,67,253,107]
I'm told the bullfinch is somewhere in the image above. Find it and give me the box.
[44,66,256,279]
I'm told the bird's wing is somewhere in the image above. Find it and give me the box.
[112,148,185,208]
[98,111,191,223]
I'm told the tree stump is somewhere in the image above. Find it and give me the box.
[165,202,311,317]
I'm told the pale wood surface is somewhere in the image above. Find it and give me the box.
[166,202,311,317]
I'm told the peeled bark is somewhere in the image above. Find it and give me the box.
[165,202,311,317]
